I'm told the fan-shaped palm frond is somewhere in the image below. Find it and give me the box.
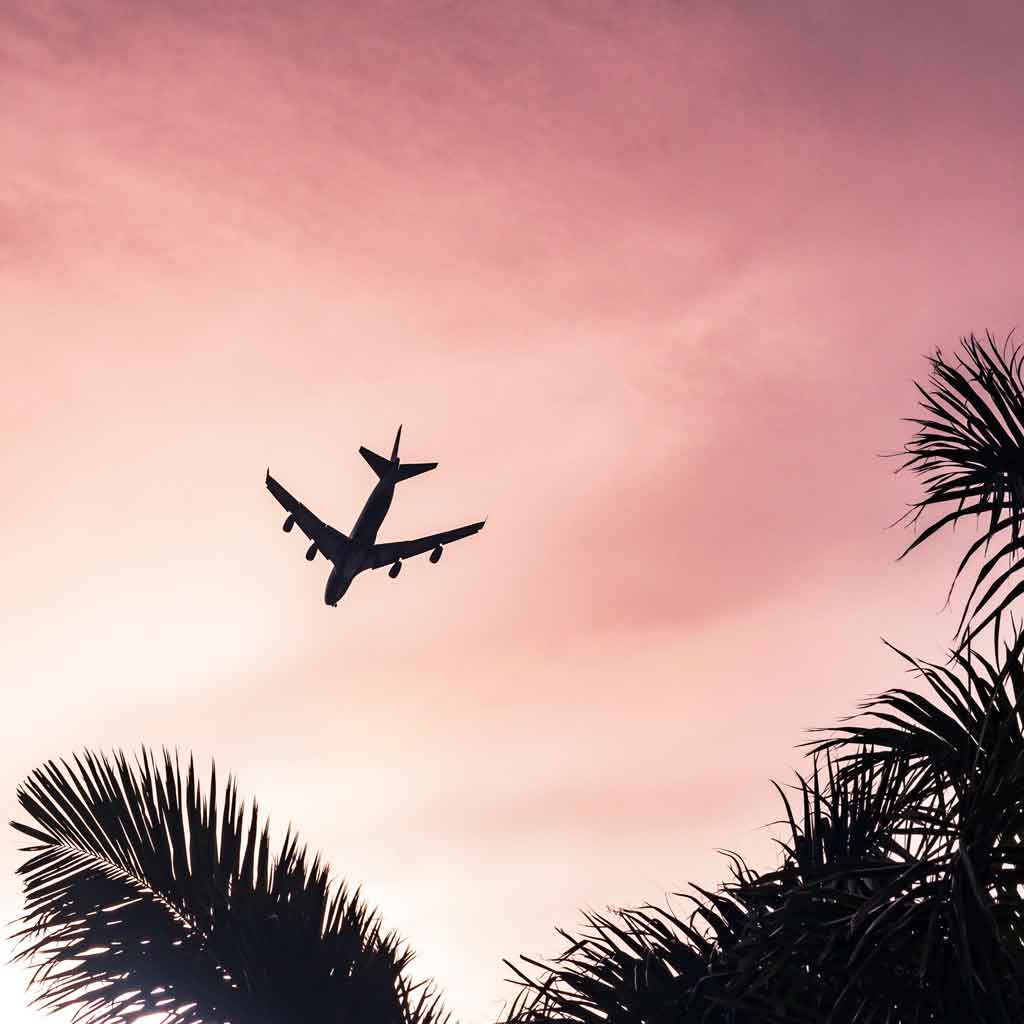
[10,748,450,1024]
[896,331,1024,645]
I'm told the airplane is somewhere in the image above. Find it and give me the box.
[266,426,485,606]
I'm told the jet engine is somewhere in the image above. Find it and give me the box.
[305,542,318,561]
[430,545,443,564]
[283,515,296,532]
[389,560,402,579]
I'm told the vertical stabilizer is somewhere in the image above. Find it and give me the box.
[361,425,435,481]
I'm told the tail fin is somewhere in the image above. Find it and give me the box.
[360,426,436,481]
[396,461,437,481]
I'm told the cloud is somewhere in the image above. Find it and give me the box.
[4,1,1024,1019]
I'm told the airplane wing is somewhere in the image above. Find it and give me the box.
[266,471,348,560]
[369,521,485,569]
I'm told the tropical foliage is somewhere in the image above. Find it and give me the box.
[501,644,1024,1023]
[10,749,447,1024]
[502,334,1024,1024]
[896,332,1024,647]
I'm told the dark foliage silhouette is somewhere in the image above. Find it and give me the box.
[502,652,1024,1023]
[10,749,447,1024]
[502,335,1024,1024]
[895,331,1024,646]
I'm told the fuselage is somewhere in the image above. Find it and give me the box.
[324,477,397,605]
[350,477,395,546]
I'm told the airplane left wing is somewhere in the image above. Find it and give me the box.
[369,521,485,569]
[266,471,348,560]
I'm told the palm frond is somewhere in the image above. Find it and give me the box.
[895,331,1024,644]
[500,758,920,1024]
[506,668,1024,1024]
[710,754,933,1023]
[500,883,757,1024]
[10,748,449,1024]
[803,634,1024,1020]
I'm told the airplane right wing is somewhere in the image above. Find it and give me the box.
[266,471,348,561]
[369,521,485,568]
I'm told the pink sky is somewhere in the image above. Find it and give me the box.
[3,1,1024,1020]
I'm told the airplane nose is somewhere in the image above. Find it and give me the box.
[325,572,350,606]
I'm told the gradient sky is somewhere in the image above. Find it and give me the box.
[4,1,1024,1020]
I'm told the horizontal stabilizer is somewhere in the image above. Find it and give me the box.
[396,461,437,481]
[359,446,392,479]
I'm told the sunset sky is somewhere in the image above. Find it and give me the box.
[4,1,1024,1020]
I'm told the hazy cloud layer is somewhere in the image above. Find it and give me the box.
[4,1,1024,1019]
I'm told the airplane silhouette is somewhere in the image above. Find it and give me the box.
[266,426,485,606]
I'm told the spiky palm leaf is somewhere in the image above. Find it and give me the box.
[806,634,1024,1021]
[10,748,449,1024]
[505,333,1024,1024]
[505,656,1024,1024]
[712,755,920,1023]
[501,876,761,1024]
[896,331,1024,645]
[501,751,920,1024]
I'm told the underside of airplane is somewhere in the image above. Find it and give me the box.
[266,426,485,605]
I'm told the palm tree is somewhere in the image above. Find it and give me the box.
[895,332,1024,647]
[803,636,1024,1021]
[502,333,1024,1023]
[10,748,449,1024]
[502,639,1024,1023]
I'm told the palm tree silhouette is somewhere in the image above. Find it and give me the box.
[895,332,1024,647]
[503,637,1024,1022]
[11,749,448,1024]
[502,333,1024,1024]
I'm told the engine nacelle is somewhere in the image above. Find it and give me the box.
[283,514,296,532]
[429,545,443,564]
[388,560,402,579]
[305,542,318,561]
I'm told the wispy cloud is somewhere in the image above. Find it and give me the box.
[3,1,1024,1019]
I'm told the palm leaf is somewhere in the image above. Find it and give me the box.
[804,635,1024,1020]
[500,752,922,1024]
[10,748,449,1024]
[895,331,1024,645]
[501,877,764,1024]
[505,626,1024,1024]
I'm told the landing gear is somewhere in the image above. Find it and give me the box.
[388,560,402,579]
